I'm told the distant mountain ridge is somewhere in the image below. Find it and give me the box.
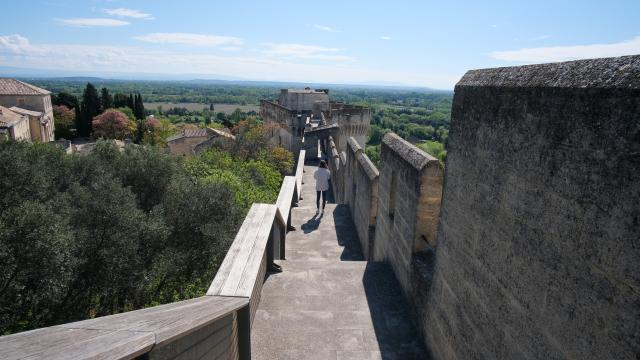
[0,66,450,92]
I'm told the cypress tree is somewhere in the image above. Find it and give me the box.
[134,94,145,120]
[113,93,128,108]
[127,94,134,110]
[100,88,113,110]
[79,83,100,137]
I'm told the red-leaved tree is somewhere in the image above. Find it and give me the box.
[92,110,134,139]
[53,105,76,139]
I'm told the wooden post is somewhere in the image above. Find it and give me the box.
[237,306,251,360]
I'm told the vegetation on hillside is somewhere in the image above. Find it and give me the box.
[366,105,450,166]
[0,120,292,335]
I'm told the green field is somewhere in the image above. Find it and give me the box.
[146,102,259,114]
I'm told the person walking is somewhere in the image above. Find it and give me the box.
[314,160,331,215]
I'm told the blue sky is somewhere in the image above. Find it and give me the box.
[0,0,638,89]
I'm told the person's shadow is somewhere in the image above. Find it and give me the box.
[301,213,323,234]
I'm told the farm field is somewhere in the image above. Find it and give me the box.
[146,102,259,114]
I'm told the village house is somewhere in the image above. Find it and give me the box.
[0,78,55,142]
[0,105,30,141]
[166,127,235,156]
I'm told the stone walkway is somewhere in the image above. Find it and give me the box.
[251,164,428,360]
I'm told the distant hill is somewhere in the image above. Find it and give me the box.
[0,66,449,92]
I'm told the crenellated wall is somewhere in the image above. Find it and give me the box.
[371,134,443,310]
[321,55,639,360]
[327,132,444,345]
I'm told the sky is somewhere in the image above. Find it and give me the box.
[0,0,638,89]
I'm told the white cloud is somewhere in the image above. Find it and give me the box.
[263,43,354,61]
[491,24,498,28]
[0,34,30,54]
[56,18,129,27]
[491,36,640,62]
[380,36,391,40]
[103,8,154,20]
[134,33,243,47]
[314,24,339,33]
[0,34,460,89]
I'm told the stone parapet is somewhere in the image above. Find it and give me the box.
[423,55,640,359]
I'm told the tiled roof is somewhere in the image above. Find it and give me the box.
[166,128,209,142]
[0,106,27,127]
[9,106,43,117]
[166,127,236,142]
[0,78,51,95]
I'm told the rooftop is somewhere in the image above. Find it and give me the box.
[0,78,51,96]
[166,128,209,142]
[0,106,27,127]
[281,88,329,94]
[166,127,235,142]
[9,106,43,117]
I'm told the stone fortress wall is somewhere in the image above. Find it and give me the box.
[260,89,370,160]
[325,55,640,359]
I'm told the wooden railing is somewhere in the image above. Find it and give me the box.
[0,153,304,360]
[294,150,306,201]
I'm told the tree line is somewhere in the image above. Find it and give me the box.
[52,83,147,139]
[0,120,293,335]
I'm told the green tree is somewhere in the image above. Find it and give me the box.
[230,108,244,125]
[100,88,113,110]
[113,93,129,108]
[52,92,79,109]
[127,94,134,110]
[133,94,145,120]
[53,105,76,139]
[78,83,101,137]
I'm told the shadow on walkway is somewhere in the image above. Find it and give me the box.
[301,213,323,234]
[362,261,430,359]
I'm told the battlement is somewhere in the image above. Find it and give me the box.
[261,89,371,160]
[325,54,640,359]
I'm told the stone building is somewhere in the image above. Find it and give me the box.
[0,105,30,141]
[166,127,235,156]
[0,78,55,142]
[260,88,370,159]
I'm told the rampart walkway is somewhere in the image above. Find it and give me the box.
[251,162,427,360]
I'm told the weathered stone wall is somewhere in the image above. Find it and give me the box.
[372,133,443,295]
[0,94,55,141]
[277,89,329,113]
[260,100,304,155]
[423,55,640,359]
[8,116,31,141]
[328,105,370,154]
[342,137,380,259]
[326,136,345,203]
[353,150,379,259]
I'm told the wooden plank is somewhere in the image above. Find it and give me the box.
[57,296,247,347]
[209,204,271,296]
[0,326,154,360]
[276,176,297,225]
[230,205,278,297]
[207,204,266,295]
[207,204,278,297]
[149,313,234,360]
[295,150,306,199]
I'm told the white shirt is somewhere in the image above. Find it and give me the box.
[314,168,331,191]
